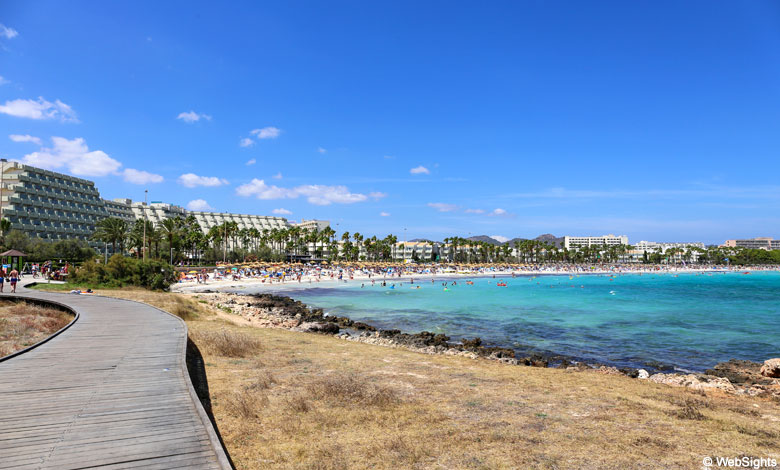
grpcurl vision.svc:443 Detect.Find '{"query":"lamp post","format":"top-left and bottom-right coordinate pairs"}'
top-left (0, 158), bottom-right (7, 223)
top-left (142, 190), bottom-right (148, 261)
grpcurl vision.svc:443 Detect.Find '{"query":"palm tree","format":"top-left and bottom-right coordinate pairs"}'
top-left (92, 217), bottom-right (129, 255)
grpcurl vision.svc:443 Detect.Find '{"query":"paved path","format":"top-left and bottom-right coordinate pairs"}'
top-left (0, 282), bottom-right (232, 469)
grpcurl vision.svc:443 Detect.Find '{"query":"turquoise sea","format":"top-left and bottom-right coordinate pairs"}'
top-left (238, 271), bottom-right (780, 372)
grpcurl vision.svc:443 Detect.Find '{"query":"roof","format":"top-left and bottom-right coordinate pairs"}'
top-left (0, 249), bottom-right (27, 257)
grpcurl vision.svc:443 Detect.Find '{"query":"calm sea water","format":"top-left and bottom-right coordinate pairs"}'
top-left (236, 271), bottom-right (780, 372)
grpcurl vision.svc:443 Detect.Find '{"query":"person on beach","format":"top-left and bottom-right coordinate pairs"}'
top-left (0, 268), bottom-right (5, 293)
top-left (9, 269), bottom-right (19, 293)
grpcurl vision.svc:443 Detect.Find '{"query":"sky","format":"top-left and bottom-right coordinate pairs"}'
top-left (2, 1), bottom-right (780, 244)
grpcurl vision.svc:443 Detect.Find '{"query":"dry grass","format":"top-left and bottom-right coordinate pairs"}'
top-left (223, 390), bottom-right (269, 419)
top-left (305, 372), bottom-right (400, 407)
top-left (0, 301), bottom-right (72, 357)
top-left (189, 329), bottom-right (262, 358)
top-left (34, 286), bottom-right (780, 470)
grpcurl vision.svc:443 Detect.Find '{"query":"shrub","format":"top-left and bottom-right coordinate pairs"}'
top-left (69, 255), bottom-right (178, 290)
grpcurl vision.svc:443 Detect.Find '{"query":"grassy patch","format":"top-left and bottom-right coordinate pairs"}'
top-left (0, 301), bottom-right (73, 357)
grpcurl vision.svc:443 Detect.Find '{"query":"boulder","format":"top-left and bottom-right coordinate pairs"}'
top-left (705, 359), bottom-right (767, 385)
top-left (637, 369), bottom-right (650, 379)
top-left (760, 358), bottom-right (780, 378)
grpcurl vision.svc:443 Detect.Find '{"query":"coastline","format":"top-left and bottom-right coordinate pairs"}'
top-left (186, 288), bottom-right (780, 400)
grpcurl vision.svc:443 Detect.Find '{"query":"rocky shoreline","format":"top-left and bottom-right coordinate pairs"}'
top-left (192, 291), bottom-right (780, 400)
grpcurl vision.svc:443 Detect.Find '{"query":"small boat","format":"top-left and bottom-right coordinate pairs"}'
top-left (496, 283), bottom-right (507, 287)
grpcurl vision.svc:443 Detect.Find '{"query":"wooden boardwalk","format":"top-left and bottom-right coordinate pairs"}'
top-left (0, 284), bottom-right (232, 469)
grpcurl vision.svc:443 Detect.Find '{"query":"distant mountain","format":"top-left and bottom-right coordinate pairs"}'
top-left (504, 234), bottom-right (564, 248)
top-left (409, 234), bottom-right (564, 247)
top-left (534, 234), bottom-right (564, 247)
top-left (466, 235), bottom-right (504, 245)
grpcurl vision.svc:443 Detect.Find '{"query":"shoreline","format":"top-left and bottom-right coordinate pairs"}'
top-left (187, 289), bottom-right (780, 399)
top-left (172, 266), bottom-right (772, 294)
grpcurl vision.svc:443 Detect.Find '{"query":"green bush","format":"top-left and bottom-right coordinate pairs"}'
top-left (69, 255), bottom-right (178, 290)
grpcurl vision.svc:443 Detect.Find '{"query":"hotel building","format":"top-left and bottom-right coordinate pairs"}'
top-left (722, 238), bottom-right (780, 250)
top-left (0, 161), bottom-right (327, 250)
top-left (0, 161), bottom-right (112, 243)
top-left (563, 234), bottom-right (629, 250)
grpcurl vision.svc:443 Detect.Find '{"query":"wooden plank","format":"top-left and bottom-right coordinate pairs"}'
top-left (0, 282), bottom-right (233, 469)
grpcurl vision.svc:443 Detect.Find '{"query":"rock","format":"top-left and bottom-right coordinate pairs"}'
top-left (296, 322), bottom-right (339, 334)
top-left (648, 373), bottom-right (736, 393)
top-left (643, 360), bottom-right (675, 372)
top-left (705, 359), bottom-right (768, 385)
top-left (637, 369), bottom-right (650, 379)
top-left (518, 355), bottom-right (548, 368)
top-left (596, 366), bottom-right (623, 376)
top-left (620, 368), bottom-right (640, 378)
top-left (760, 358), bottom-right (780, 378)
top-left (461, 337), bottom-right (482, 349)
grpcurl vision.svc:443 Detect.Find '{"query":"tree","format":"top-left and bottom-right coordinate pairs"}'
top-left (92, 217), bottom-right (129, 254)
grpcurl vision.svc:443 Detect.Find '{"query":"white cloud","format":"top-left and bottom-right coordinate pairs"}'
top-left (0, 97), bottom-right (78, 122)
top-left (427, 202), bottom-right (458, 212)
top-left (0, 24), bottom-right (18, 39)
top-left (273, 172), bottom-right (282, 180)
top-left (272, 208), bottom-right (292, 215)
top-left (410, 165), bottom-right (430, 175)
top-left (123, 168), bottom-right (163, 184)
top-left (187, 199), bottom-right (214, 211)
top-left (9, 134), bottom-right (42, 145)
top-left (380, 211), bottom-right (390, 217)
top-left (178, 173), bottom-right (229, 188)
top-left (369, 191), bottom-right (387, 200)
top-left (239, 138), bottom-right (254, 148)
top-left (0, 76), bottom-right (9, 86)
top-left (236, 179), bottom-right (374, 205)
top-left (246, 158), bottom-right (256, 165)
top-left (22, 137), bottom-right (120, 177)
top-left (489, 208), bottom-right (509, 217)
top-left (464, 208), bottom-right (485, 214)
top-left (176, 111), bottom-right (212, 123)
top-left (383, 155), bottom-right (395, 159)
top-left (317, 147), bottom-right (327, 154)
top-left (250, 126), bottom-right (281, 139)
top-left (491, 235), bottom-right (510, 243)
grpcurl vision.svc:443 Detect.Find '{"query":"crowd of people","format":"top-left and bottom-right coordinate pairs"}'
top-left (174, 261), bottom-right (779, 288)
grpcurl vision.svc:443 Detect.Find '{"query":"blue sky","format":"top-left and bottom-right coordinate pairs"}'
top-left (2, 1), bottom-right (780, 244)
